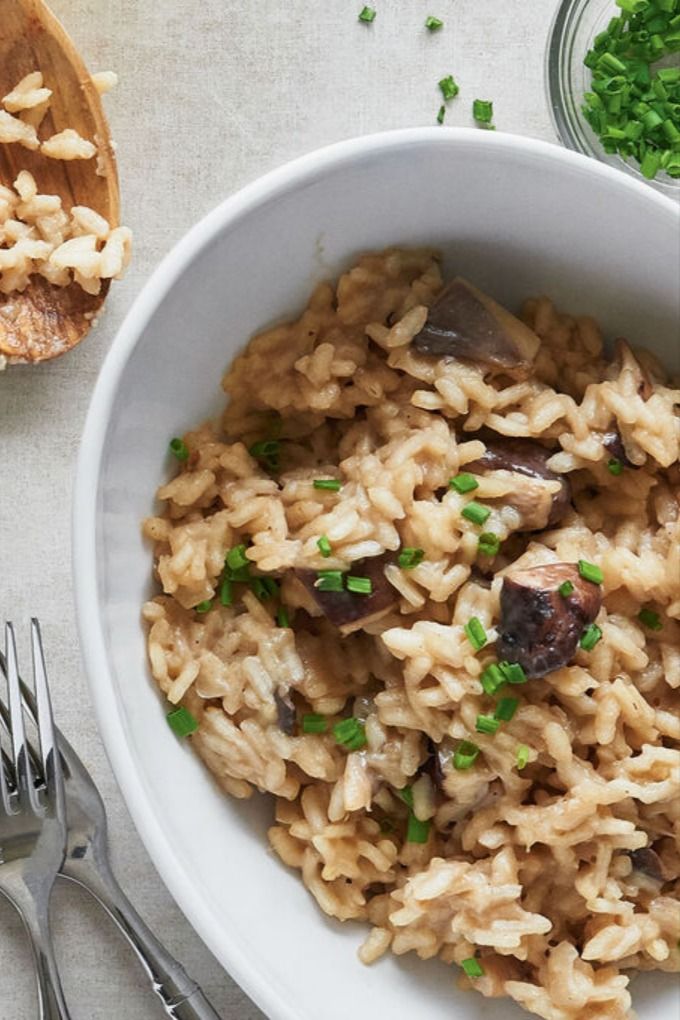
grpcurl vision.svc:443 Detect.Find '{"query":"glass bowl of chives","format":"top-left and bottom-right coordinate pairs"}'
top-left (547, 0), bottom-right (680, 196)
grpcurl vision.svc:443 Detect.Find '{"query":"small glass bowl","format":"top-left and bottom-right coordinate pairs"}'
top-left (546, 0), bottom-right (680, 198)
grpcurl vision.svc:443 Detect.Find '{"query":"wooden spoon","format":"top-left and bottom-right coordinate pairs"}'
top-left (0, 0), bottom-right (120, 363)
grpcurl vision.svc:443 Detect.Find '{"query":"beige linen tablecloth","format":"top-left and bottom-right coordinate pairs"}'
top-left (0, 1), bottom-right (560, 1015)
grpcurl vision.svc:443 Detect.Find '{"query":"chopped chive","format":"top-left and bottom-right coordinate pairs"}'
top-left (638, 607), bottom-right (662, 630)
top-left (452, 740), bottom-right (480, 770)
top-left (333, 717), bottom-right (367, 751)
top-left (462, 501), bottom-right (491, 526)
top-left (226, 544), bottom-right (249, 571)
top-left (478, 532), bottom-right (501, 557)
top-left (439, 75), bottom-right (460, 101)
top-left (302, 713), bottom-right (328, 734)
top-left (578, 559), bottom-right (604, 585)
top-left (398, 547), bottom-right (425, 570)
top-left (219, 578), bottom-right (233, 606)
top-left (449, 473), bottom-right (479, 494)
top-left (472, 99), bottom-right (494, 125)
top-left (495, 697), bottom-right (519, 722)
top-left (607, 457), bottom-right (624, 476)
top-left (461, 957), bottom-right (485, 978)
top-left (516, 744), bottom-right (530, 770)
top-left (425, 15), bottom-right (444, 31)
top-left (358, 5), bottom-right (376, 22)
top-left (313, 478), bottom-right (342, 491)
top-left (249, 439), bottom-right (280, 471)
top-left (498, 661), bottom-right (527, 685)
top-left (315, 569), bottom-right (344, 592)
top-left (346, 575), bottom-right (372, 595)
top-left (407, 812), bottom-right (431, 843)
top-left (464, 617), bottom-right (488, 652)
top-left (276, 606), bottom-right (290, 628)
top-left (558, 580), bottom-right (575, 598)
top-left (169, 437), bottom-right (189, 461)
top-left (317, 535), bottom-right (332, 558)
top-left (481, 663), bottom-right (506, 695)
top-left (580, 623), bottom-right (603, 651)
top-left (437, 104), bottom-right (446, 125)
top-left (166, 706), bottom-right (199, 737)
top-left (195, 600), bottom-right (213, 614)
top-left (475, 714), bottom-right (500, 735)
top-left (398, 785), bottom-right (414, 808)
top-left (252, 576), bottom-right (278, 600)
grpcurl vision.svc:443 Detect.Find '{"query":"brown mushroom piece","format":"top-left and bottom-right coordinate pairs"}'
top-left (602, 429), bottom-right (639, 469)
top-left (274, 690), bottom-right (296, 735)
top-left (467, 436), bottom-right (572, 530)
top-left (628, 848), bottom-right (667, 883)
top-left (412, 277), bottom-right (540, 377)
top-left (296, 554), bottom-right (398, 636)
top-left (497, 563), bottom-right (602, 678)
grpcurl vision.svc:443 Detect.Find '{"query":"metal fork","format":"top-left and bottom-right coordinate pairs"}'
top-left (0, 620), bottom-right (70, 1019)
top-left (0, 639), bottom-right (222, 1019)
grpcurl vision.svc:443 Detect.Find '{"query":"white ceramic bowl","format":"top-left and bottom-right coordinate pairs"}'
top-left (74, 128), bottom-right (680, 1020)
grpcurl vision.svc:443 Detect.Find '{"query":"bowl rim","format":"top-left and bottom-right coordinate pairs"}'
top-left (73, 126), bottom-right (680, 1020)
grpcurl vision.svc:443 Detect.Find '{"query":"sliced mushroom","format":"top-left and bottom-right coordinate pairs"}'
top-left (497, 563), bottom-right (602, 678)
top-left (467, 436), bottom-right (571, 529)
top-left (296, 554), bottom-right (398, 636)
top-left (274, 690), bottom-right (296, 735)
top-left (602, 429), bottom-right (639, 469)
top-left (412, 277), bottom-right (540, 377)
top-left (628, 848), bottom-right (667, 883)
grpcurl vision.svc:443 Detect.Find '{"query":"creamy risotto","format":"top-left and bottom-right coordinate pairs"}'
top-left (143, 248), bottom-right (680, 1020)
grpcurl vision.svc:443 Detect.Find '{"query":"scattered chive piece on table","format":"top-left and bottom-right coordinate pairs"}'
top-left (578, 559), bottom-right (603, 585)
top-left (407, 812), bottom-right (431, 843)
top-left (439, 75), bottom-right (460, 101)
top-left (346, 575), bottom-right (373, 595)
top-left (516, 744), bottom-right (530, 770)
top-left (607, 457), bottom-right (624, 476)
top-left (437, 104), bottom-right (446, 125)
top-left (358, 5), bottom-right (376, 22)
top-left (481, 663), bottom-right (506, 695)
top-left (219, 578), bottom-right (233, 606)
top-left (169, 437), bottom-right (189, 461)
top-left (316, 569), bottom-right (344, 592)
top-left (499, 661), bottom-right (528, 685)
top-left (195, 600), bottom-right (212, 614)
top-left (638, 607), bottom-right (662, 630)
top-left (476, 714), bottom-right (501, 735)
top-left (461, 958), bottom-right (485, 978)
top-left (302, 713), bottom-right (328, 734)
top-left (558, 580), bottom-right (575, 598)
top-left (462, 501), bottom-right (491, 526)
top-left (580, 623), bottom-right (603, 651)
top-left (276, 606), bottom-right (290, 628)
top-left (464, 616), bottom-right (488, 651)
top-left (449, 472), bottom-right (478, 494)
top-left (398, 785), bottom-right (415, 808)
top-left (226, 544), bottom-right (249, 571)
top-left (472, 99), bottom-right (494, 126)
top-left (425, 15), bottom-right (444, 31)
top-left (495, 697), bottom-right (519, 722)
top-left (333, 717), bottom-right (367, 751)
top-left (398, 547), bottom-right (425, 569)
top-left (313, 478), bottom-right (342, 491)
top-left (317, 535), bottom-right (332, 558)
top-left (478, 532), bottom-right (501, 557)
top-left (453, 740), bottom-right (480, 770)
top-left (166, 706), bottom-right (198, 738)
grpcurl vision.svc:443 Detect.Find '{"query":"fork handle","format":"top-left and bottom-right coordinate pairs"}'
top-left (18, 898), bottom-right (72, 1020)
top-left (61, 863), bottom-right (222, 1019)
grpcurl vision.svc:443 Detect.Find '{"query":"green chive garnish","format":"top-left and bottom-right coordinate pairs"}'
top-left (495, 697), bottom-right (519, 722)
top-left (313, 479), bottom-right (342, 491)
top-left (638, 607), bottom-right (662, 630)
top-left (481, 663), bottom-right (506, 695)
top-left (425, 15), bottom-right (444, 31)
top-left (317, 535), bottom-right (332, 558)
top-left (464, 617), bottom-right (487, 652)
top-left (461, 958), bottom-right (485, 978)
top-left (251, 576), bottom-right (278, 601)
top-left (358, 5), bottom-right (376, 22)
top-left (398, 785), bottom-right (414, 808)
top-left (580, 623), bottom-right (603, 651)
top-left (453, 740), bottom-right (480, 770)
top-left (166, 706), bottom-right (199, 737)
top-left (516, 744), bottom-right (530, 770)
top-left (472, 99), bottom-right (494, 125)
top-left (302, 713), bottom-right (328, 734)
top-left (607, 457), bottom-right (623, 476)
top-left (439, 75), bottom-right (460, 101)
top-left (578, 560), bottom-right (603, 585)
top-left (249, 439), bottom-right (280, 471)
top-left (437, 104), bottom-right (446, 125)
top-left (195, 600), bottom-right (212, 614)
top-left (219, 578), bottom-right (233, 606)
top-left (449, 473), bottom-right (478, 494)
top-left (169, 437), bottom-right (189, 461)
top-left (478, 532), bottom-right (501, 557)
top-left (499, 661), bottom-right (527, 685)
top-left (333, 717), bottom-right (367, 751)
top-left (346, 576), bottom-right (372, 595)
top-left (226, 544), bottom-right (249, 571)
top-left (462, 501), bottom-right (491, 526)
top-left (276, 606), bottom-right (290, 628)
top-left (407, 812), bottom-right (431, 843)
top-left (558, 580), bottom-right (574, 598)
top-left (475, 714), bottom-right (500, 735)
top-left (315, 570), bottom-right (344, 592)
top-left (398, 547), bottom-right (425, 570)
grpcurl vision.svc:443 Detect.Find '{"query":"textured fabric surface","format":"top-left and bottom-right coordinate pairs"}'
top-left (0, 2), bottom-right (560, 1016)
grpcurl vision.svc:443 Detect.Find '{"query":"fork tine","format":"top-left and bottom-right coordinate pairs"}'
top-left (4, 621), bottom-right (38, 811)
top-left (0, 650), bottom-right (48, 781)
top-left (30, 619), bottom-right (65, 819)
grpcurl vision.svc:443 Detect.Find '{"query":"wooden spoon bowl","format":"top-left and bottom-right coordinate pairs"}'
top-left (0, 0), bottom-right (120, 363)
